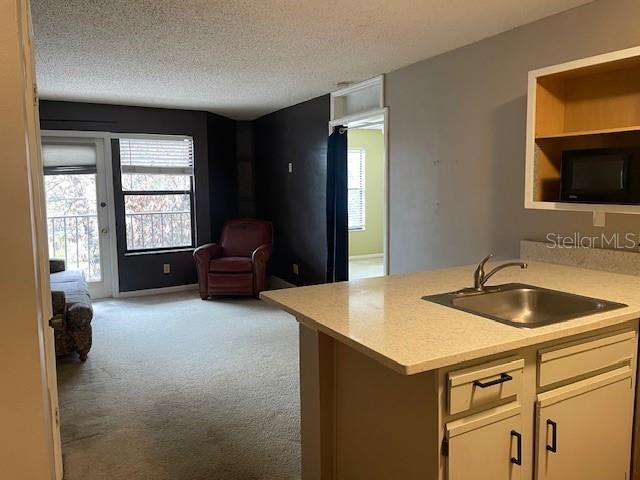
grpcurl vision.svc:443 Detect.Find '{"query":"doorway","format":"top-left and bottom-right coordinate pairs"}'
top-left (346, 115), bottom-right (385, 279)
top-left (41, 134), bottom-right (115, 298)
top-left (326, 108), bottom-right (389, 282)
top-left (327, 77), bottom-right (388, 282)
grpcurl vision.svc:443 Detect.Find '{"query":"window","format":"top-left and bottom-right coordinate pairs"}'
top-left (118, 137), bottom-right (195, 252)
top-left (348, 148), bottom-right (366, 230)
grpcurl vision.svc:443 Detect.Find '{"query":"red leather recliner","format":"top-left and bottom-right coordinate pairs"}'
top-left (194, 219), bottom-right (273, 298)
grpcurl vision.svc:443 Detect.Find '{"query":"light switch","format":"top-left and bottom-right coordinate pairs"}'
top-left (292, 263), bottom-right (299, 275)
top-left (163, 263), bottom-right (171, 274)
top-left (288, 163), bottom-right (293, 173)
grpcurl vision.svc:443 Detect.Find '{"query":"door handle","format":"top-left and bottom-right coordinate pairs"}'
top-left (546, 419), bottom-right (557, 453)
top-left (101, 228), bottom-right (108, 234)
top-left (510, 430), bottom-right (522, 466)
top-left (48, 314), bottom-right (64, 330)
top-left (473, 372), bottom-right (513, 388)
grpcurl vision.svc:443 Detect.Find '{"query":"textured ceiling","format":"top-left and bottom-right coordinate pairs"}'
top-left (31, 0), bottom-right (592, 120)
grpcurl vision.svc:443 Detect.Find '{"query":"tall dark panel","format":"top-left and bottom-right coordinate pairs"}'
top-left (325, 127), bottom-right (348, 282)
top-left (207, 112), bottom-right (238, 241)
top-left (253, 95), bottom-right (330, 286)
top-left (236, 121), bottom-right (256, 218)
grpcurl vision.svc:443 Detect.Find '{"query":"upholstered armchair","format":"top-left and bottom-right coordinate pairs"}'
top-left (49, 259), bottom-right (93, 361)
top-left (194, 219), bottom-right (273, 298)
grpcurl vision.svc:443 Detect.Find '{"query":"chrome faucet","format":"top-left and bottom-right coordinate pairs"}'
top-left (473, 253), bottom-right (527, 291)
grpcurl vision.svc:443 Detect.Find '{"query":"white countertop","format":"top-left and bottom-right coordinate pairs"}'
top-left (261, 261), bottom-right (640, 375)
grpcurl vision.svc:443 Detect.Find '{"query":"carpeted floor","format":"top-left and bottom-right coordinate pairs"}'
top-left (56, 291), bottom-right (301, 480)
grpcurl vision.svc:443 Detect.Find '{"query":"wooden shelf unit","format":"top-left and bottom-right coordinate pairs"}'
top-left (525, 46), bottom-right (640, 215)
top-left (535, 125), bottom-right (640, 140)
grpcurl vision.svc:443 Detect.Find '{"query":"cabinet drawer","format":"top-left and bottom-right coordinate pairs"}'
top-left (448, 358), bottom-right (524, 415)
top-left (538, 329), bottom-right (635, 388)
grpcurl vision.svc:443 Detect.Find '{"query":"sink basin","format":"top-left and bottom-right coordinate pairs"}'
top-left (423, 283), bottom-right (627, 328)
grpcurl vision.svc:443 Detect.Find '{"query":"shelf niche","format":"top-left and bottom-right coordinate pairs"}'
top-left (526, 47), bottom-right (640, 214)
top-left (533, 130), bottom-right (640, 203)
top-left (535, 57), bottom-right (640, 138)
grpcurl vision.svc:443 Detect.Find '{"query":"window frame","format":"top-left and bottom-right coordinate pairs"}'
top-left (347, 147), bottom-right (366, 231)
top-left (116, 135), bottom-right (197, 254)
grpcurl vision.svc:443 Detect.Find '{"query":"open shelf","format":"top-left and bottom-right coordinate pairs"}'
top-left (535, 53), bottom-right (640, 139)
top-left (535, 125), bottom-right (640, 140)
top-left (532, 129), bottom-right (640, 204)
top-left (525, 46), bottom-right (640, 216)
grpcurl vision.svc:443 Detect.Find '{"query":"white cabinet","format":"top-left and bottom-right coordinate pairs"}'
top-left (441, 327), bottom-right (637, 480)
top-left (447, 404), bottom-right (523, 480)
top-left (535, 367), bottom-right (633, 480)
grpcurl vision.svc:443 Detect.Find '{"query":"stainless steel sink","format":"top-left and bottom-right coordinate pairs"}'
top-left (423, 283), bottom-right (627, 328)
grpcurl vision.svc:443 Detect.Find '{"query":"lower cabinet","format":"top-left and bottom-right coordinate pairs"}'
top-left (535, 366), bottom-right (633, 480)
top-left (446, 404), bottom-right (523, 480)
top-left (443, 327), bottom-right (637, 480)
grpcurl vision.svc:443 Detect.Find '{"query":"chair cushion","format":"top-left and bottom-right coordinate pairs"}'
top-left (51, 269), bottom-right (86, 285)
top-left (209, 257), bottom-right (253, 273)
top-left (50, 269), bottom-right (93, 329)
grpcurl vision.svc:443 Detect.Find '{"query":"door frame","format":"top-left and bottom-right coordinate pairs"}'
top-left (329, 107), bottom-right (390, 276)
top-left (6, 0), bottom-right (62, 477)
top-left (41, 130), bottom-right (119, 298)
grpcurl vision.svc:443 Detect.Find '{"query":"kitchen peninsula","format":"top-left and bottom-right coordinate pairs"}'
top-left (261, 261), bottom-right (640, 480)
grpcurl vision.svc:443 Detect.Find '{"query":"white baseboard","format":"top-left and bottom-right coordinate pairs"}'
top-left (116, 283), bottom-right (199, 298)
top-left (116, 277), bottom-right (296, 298)
top-left (349, 253), bottom-right (384, 260)
top-left (269, 276), bottom-right (296, 289)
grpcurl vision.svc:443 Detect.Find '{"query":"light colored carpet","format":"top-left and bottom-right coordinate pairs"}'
top-left (56, 291), bottom-right (301, 480)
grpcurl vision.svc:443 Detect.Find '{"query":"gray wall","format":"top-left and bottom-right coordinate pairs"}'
top-left (386, 0), bottom-right (640, 274)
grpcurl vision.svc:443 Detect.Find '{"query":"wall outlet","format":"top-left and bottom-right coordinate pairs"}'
top-left (292, 263), bottom-right (299, 275)
top-left (163, 263), bottom-right (171, 274)
top-left (288, 162), bottom-right (293, 173)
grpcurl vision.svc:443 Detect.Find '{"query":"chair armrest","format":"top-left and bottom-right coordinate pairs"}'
top-left (194, 243), bottom-right (223, 263)
top-left (252, 243), bottom-right (272, 264)
top-left (51, 290), bottom-right (66, 316)
top-left (193, 243), bottom-right (223, 300)
top-left (252, 244), bottom-right (272, 296)
top-left (49, 259), bottom-right (66, 273)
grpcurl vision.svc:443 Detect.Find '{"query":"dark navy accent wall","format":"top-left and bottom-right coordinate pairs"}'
top-left (39, 101), bottom-right (237, 292)
top-left (253, 95), bottom-right (330, 286)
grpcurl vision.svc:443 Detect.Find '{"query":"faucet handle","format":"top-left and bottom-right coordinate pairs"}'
top-left (478, 253), bottom-right (494, 270)
top-left (473, 253), bottom-right (494, 290)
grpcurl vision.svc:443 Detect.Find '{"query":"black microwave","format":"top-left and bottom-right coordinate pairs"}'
top-left (560, 148), bottom-right (640, 204)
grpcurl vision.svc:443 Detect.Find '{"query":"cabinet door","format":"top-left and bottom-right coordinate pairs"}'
top-left (536, 367), bottom-right (633, 480)
top-left (447, 404), bottom-right (523, 480)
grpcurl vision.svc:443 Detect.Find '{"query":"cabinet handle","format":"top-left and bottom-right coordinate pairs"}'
top-left (546, 419), bottom-right (557, 453)
top-left (473, 372), bottom-right (513, 388)
top-left (510, 430), bottom-right (522, 466)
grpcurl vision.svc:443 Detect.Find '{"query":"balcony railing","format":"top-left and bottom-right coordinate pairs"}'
top-left (125, 211), bottom-right (192, 251)
top-left (47, 214), bottom-right (101, 281)
top-left (47, 211), bottom-right (192, 281)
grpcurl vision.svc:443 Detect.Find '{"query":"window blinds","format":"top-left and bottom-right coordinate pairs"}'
top-left (42, 143), bottom-right (98, 175)
top-left (119, 138), bottom-right (194, 175)
top-left (347, 148), bottom-right (365, 230)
